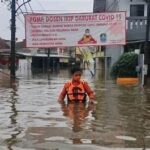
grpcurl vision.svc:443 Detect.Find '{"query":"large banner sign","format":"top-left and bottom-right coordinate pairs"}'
top-left (25, 12), bottom-right (126, 48)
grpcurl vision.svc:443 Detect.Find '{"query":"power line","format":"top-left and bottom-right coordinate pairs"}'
top-left (22, 0), bottom-right (34, 14)
top-left (1, 0), bottom-right (29, 13)
top-left (16, 0), bottom-right (31, 13)
top-left (36, 0), bottom-right (45, 11)
top-left (106, 0), bottom-right (120, 11)
top-left (17, 0), bottom-right (29, 14)
top-left (28, 2), bottom-right (33, 13)
top-left (1, 0), bottom-right (11, 10)
top-left (22, 9), bottom-right (93, 12)
top-left (16, 2), bottom-right (24, 16)
top-left (1, 1), bottom-right (24, 34)
top-left (16, 14), bottom-right (24, 26)
top-left (23, 0), bottom-right (28, 13)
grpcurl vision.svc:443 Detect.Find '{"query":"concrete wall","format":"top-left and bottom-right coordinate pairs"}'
top-left (95, 0), bottom-right (147, 16)
top-left (104, 45), bottom-right (124, 79)
top-left (118, 0), bottom-right (147, 17)
top-left (93, 0), bottom-right (106, 12)
top-left (105, 45), bottom-right (124, 66)
top-left (106, 0), bottom-right (119, 11)
top-left (106, 0), bottom-right (147, 16)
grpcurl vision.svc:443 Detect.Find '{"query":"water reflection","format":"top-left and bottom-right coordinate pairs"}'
top-left (4, 80), bottom-right (21, 150)
top-left (60, 101), bottom-right (94, 133)
top-left (117, 86), bottom-right (146, 148)
top-left (92, 77), bottom-right (150, 148)
top-left (0, 73), bottom-right (11, 88)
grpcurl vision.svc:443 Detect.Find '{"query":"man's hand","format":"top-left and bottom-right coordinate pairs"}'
top-left (58, 98), bottom-right (64, 104)
top-left (89, 99), bottom-right (97, 104)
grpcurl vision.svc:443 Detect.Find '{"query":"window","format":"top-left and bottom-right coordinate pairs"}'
top-left (130, 5), bottom-right (144, 16)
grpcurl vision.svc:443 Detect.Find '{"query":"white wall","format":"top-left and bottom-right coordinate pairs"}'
top-left (118, 0), bottom-right (147, 17)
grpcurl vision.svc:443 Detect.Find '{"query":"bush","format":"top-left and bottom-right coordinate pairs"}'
top-left (111, 52), bottom-right (138, 78)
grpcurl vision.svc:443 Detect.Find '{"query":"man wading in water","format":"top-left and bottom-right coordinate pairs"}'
top-left (58, 67), bottom-right (95, 103)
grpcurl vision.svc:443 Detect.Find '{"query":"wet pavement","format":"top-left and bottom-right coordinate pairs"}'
top-left (0, 60), bottom-right (150, 150)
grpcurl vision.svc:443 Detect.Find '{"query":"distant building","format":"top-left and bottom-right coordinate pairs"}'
top-left (16, 39), bottom-right (72, 69)
top-left (105, 0), bottom-right (147, 17)
top-left (0, 38), bottom-right (19, 69)
top-left (0, 38), bottom-right (10, 49)
top-left (94, 0), bottom-right (148, 42)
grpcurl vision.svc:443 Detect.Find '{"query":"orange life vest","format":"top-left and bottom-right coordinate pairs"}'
top-left (67, 81), bottom-right (86, 101)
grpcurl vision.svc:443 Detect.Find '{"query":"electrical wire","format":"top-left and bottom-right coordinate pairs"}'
top-left (16, 1), bottom-right (24, 16)
top-left (28, 2), bottom-right (33, 13)
top-left (16, 0), bottom-right (31, 13)
top-left (36, 0), bottom-right (45, 11)
top-left (23, 0), bottom-right (28, 13)
top-left (23, 9), bottom-right (93, 12)
top-left (16, 14), bottom-right (24, 26)
top-left (1, 0), bottom-right (11, 10)
top-left (106, 0), bottom-right (120, 11)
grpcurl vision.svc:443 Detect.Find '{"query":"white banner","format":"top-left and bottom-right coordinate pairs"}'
top-left (25, 12), bottom-right (126, 48)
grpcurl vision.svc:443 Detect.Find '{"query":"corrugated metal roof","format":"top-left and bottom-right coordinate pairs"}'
top-left (17, 52), bottom-right (70, 58)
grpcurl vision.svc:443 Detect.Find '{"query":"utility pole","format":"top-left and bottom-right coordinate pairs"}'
top-left (47, 48), bottom-right (50, 80)
top-left (47, 48), bottom-right (50, 71)
top-left (7, 0), bottom-right (31, 79)
top-left (144, 0), bottom-right (150, 85)
top-left (10, 0), bottom-right (16, 79)
top-left (1, 0), bottom-right (31, 79)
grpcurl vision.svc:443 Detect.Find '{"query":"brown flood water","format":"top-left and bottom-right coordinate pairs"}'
top-left (0, 60), bottom-right (150, 150)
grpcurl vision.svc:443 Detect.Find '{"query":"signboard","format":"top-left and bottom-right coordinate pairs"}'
top-left (25, 12), bottom-right (126, 48)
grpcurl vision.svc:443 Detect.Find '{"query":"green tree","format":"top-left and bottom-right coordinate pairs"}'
top-left (111, 52), bottom-right (138, 78)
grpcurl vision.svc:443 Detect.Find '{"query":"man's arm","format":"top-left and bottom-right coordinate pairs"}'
top-left (58, 83), bottom-right (68, 102)
top-left (83, 81), bottom-right (95, 102)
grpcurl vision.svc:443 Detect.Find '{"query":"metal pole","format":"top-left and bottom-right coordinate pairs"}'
top-left (104, 52), bottom-right (107, 81)
top-left (144, 0), bottom-right (150, 84)
top-left (75, 47), bottom-right (77, 64)
top-left (47, 48), bottom-right (51, 80)
top-left (47, 48), bottom-right (50, 71)
top-left (10, 0), bottom-right (16, 79)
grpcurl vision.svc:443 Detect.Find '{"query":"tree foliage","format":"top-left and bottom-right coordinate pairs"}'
top-left (111, 52), bottom-right (138, 78)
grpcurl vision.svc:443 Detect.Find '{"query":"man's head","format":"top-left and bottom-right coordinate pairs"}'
top-left (71, 67), bottom-right (82, 81)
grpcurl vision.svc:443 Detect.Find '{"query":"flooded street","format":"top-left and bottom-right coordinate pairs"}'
top-left (0, 60), bottom-right (150, 150)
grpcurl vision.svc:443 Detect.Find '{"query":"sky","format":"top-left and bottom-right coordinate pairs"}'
top-left (0, 0), bottom-right (93, 41)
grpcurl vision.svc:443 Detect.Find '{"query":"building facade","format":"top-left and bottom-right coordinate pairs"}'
top-left (93, 0), bottom-right (148, 71)
top-left (94, 0), bottom-right (148, 42)
top-left (93, 0), bottom-right (106, 12)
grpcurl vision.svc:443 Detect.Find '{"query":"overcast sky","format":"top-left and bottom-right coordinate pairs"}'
top-left (0, 0), bottom-right (93, 41)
